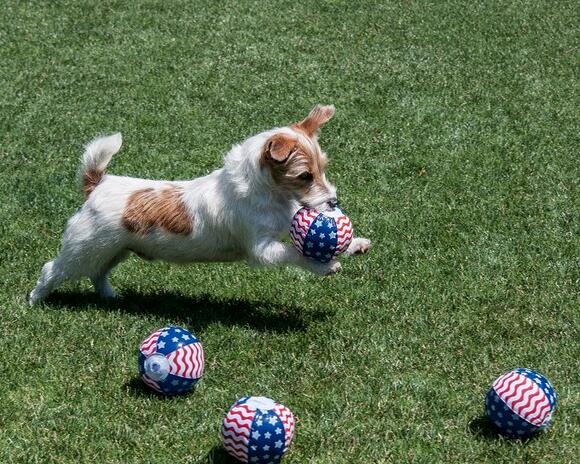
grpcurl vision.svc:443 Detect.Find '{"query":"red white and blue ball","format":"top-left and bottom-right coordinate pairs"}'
top-left (290, 207), bottom-right (353, 263)
top-left (485, 368), bottom-right (556, 438)
top-left (138, 326), bottom-right (204, 395)
top-left (222, 396), bottom-right (295, 463)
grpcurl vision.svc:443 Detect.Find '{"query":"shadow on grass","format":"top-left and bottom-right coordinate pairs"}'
top-left (468, 415), bottom-right (502, 441)
top-left (468, 415), bottom-right (541, 444)
top-left (123, 377), bottom-right (201, 400)
top-left (44, 289), bottom-right (330, 333)
top-left (199, 446), bottom-right (238, 464)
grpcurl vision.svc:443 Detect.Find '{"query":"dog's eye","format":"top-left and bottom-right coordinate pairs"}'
top-left (298, 172), bottom-right (313, 181)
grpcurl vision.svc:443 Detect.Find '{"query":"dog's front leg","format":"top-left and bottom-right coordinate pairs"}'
top-left (249, 239), bottom-right (341, 276)
top-left (343, 237), bottom-right (372, 256)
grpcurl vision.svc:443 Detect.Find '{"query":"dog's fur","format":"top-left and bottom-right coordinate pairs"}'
top-left (29, 105), bottom-right (370, 305)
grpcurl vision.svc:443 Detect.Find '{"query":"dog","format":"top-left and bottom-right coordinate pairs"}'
top-left (29, 105), bottom-right (371, 305)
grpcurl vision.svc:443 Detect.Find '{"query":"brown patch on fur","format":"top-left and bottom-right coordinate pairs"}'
top-left (261, 105), bottom-right (336, 204)
top-left (261, 133), bottom-right (298, 165)
top-left (122, 186), bottom-right (193, 236)
top-left (261, 133), bottom-right (329, 200)
top-left (83, 169), bottom-right (103, 198)
top-left (292, 104), bottom-right (335, 137)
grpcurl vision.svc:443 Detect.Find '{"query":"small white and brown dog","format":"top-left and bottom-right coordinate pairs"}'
top-left (29, 105), bottom-right (371, 305)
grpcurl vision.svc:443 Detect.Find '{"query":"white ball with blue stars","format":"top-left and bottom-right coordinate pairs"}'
top-left (138, 326), bottom-right (204, 395)
top-left (290, 207), bottom-right (353, 263)
top-left (222, 396), bottom-right (295, 463)
top-left (486, 368), bottom-right (557, 438)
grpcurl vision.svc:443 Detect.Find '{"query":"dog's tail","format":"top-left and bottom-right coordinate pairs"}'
top-left (80, 133), bottom-right (122, 198)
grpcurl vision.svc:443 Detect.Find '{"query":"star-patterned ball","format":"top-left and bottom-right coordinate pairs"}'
top-left (138, 326), bottom-right (204, 395)
top-left (222, 396), bottom-right (295, 463)
top-left (485, 368), bottom-right (557, 438)
top-left (289, 207), bottom-right (353, 263)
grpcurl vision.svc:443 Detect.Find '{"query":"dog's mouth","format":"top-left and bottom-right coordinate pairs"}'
top-left (300, 198), bottom-right (338, 212)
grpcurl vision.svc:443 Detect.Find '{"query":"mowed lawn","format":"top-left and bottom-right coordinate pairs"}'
top-left (0, 1), bottom-right (578, 462)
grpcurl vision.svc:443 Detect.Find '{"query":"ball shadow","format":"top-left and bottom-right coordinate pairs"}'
top-left (44, 289), bottom-right (331, 333)
top-left (123, 377), bottom-right (197, 400)
top-left (468, 415), bottom-right (503, 441)
top-left (468, 415), bottom-right (542, 444)
top-left (199, 446), bottom-right (238, 464)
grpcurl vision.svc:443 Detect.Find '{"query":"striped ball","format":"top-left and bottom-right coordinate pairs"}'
top-left (485, 368), bottom-right (556, 438)
top-left (138, 326), bottom-right (204, 395)
top-left (222, 396), bottom-right (295, 463)
top-left (289, 207), bottom-right (353, 263)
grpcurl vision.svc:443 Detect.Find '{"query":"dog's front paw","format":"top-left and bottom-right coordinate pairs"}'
top-left (344, 237), bottom-right (371, 256)
top-left (314, 260), bottom-right (341, 276)
top-left (326, 260), bottom-right (342, 275)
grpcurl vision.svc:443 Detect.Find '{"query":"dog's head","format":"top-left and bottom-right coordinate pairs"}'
top-left (261, 104), bottom-right (338, 211)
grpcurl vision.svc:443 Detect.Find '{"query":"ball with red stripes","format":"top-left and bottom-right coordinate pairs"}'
top-left (138, 326), bottom-right (204, 395)
top-left (486, 368), bottom-right (557, 438)
top-left (290, 207), bottom-right (353, 263)
top-left (221, 396), bottom-right (295, 463)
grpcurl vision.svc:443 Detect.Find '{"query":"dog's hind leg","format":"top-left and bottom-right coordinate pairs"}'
top-left (29, 244), bottom-right (127, 305)
top-left (28, 248), bottom-right (84, 305)
top-left (29, 259), bottom-right (64, 305)
top-left (29, 208), bottom-right (127, 304)
top-left (90, 249), bottom-right (130, 299)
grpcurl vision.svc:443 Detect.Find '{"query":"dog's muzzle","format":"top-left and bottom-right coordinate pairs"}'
top-left (327, 198), bottom-right (338, 208)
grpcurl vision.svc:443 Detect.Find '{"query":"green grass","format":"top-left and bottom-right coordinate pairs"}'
top-left (1, 0), bottom-right (578, 462)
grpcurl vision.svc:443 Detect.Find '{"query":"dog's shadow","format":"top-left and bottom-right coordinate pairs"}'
top-left (45, 289), bottom-right (329, 334)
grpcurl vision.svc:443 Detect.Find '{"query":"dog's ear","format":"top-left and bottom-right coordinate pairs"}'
top-left (264, 133), bottom-right (297, 163)
top-left (294, 104), bottom-right (335, 137)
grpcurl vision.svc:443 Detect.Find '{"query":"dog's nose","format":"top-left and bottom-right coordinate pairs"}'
top-left (327, 198), bottom-right (338, 208)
